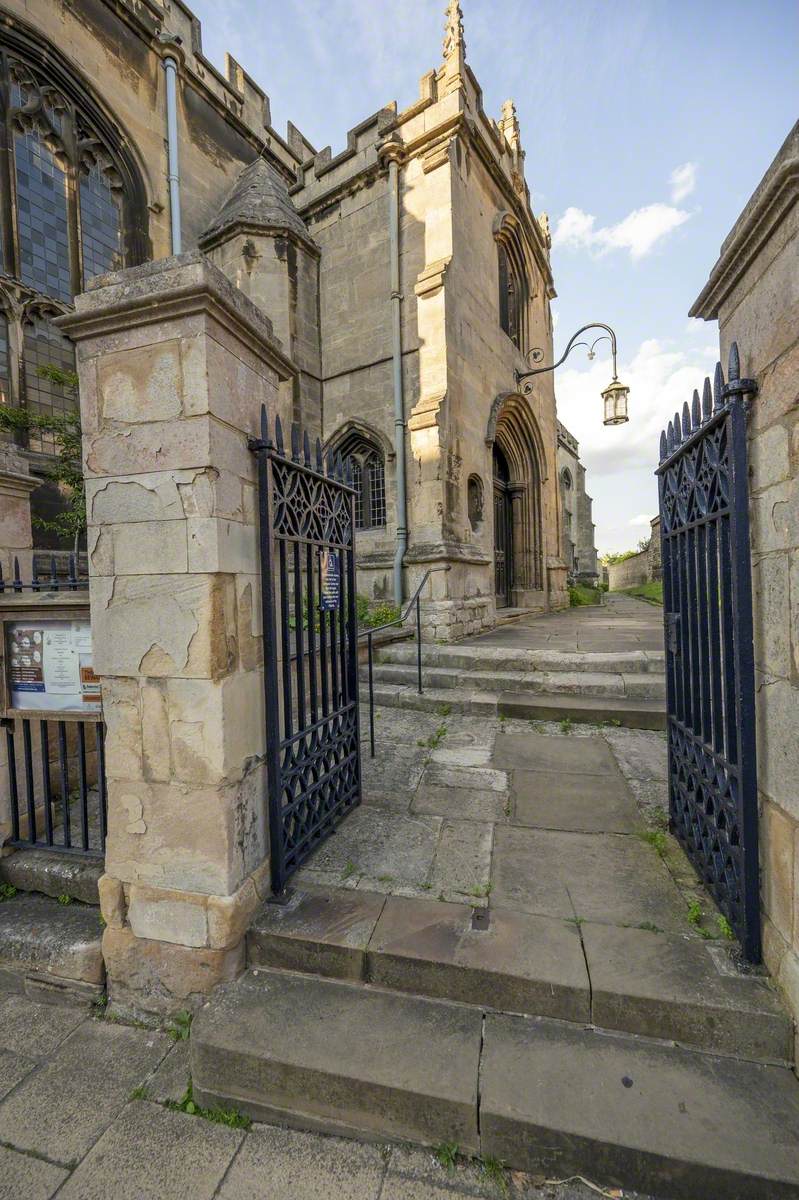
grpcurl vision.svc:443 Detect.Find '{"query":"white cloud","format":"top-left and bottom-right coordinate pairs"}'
top-left (555, 338), bottom-right (718, 552)
top-left (555, 337), bottom-right (718, 479)
top-left (552, 202), bottom-right (690, 261)
top-left (670, 161), bottom-right (697, 203)
top-left (628, 513), bottom-right (655, 526)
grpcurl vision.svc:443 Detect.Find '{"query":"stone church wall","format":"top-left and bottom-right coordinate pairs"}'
top-left (691, 121), bottom-right (799, 1056)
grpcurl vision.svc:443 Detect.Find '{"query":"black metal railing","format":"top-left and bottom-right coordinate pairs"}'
top-left (3, 716), bottom-right (107, 856)
top-left (359, 565), bottom-right (451, 757)
top-left (0, 554), bottom-right (83, 593)
top-left (0, 559), bottom-right (105, 857)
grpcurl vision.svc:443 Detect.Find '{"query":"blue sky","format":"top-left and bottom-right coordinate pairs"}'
top-left (189, 0), bottom-right (797, 552)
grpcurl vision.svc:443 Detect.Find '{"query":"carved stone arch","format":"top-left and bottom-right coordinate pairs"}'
top-left (325, 420), bottom-right (390, 532)
top-left (0, 11), bottom-right (151, 264)
top-left (493, 209), bottom-right (537, 301)
top-left (487, 391), bottom-right (547, 597)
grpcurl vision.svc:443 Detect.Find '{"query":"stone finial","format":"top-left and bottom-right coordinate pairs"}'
top-left (443, 0), bottom-right (465, 62)
top-left (499, 99), bottom-right (520, 149)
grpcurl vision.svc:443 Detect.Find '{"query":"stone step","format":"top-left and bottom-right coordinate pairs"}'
top-left (0, 848), bottom-right (102, 905)
top-left (192, 966), bottom-right (482, 1152)
top-left (364, 661), bottom-right (666, 701)
top-left (0, 891), bottom-right (105, 1005)
top-left (247, 887), bottom-right (792, 1064)
top-left (360, 684), bottom-right (666, 731)
top-left (376, 641), bottom-right (665, 675)
top-left (191, 966), bottom-right (799, 1200)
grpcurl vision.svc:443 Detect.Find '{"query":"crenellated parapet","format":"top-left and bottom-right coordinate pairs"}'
top-left (110, 0), bottom-right (316, 181)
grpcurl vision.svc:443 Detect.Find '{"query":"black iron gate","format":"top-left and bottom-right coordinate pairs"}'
top-left (250, 407), bottom-right (361, 894)
top-left (657, 342), bottom-right (760, 961)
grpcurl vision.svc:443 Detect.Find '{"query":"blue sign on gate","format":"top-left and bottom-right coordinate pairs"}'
top-left (319, 549), bottom-right (340, 611)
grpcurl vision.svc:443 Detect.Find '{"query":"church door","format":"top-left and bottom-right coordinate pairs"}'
top-left (493, 445), bottom-right (514, 608)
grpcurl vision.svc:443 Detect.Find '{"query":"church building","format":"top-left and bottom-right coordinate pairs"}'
top-left (0, 0), bottom-right (596, 637)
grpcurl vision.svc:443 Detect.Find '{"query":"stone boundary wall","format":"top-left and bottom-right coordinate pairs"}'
top-left (607, 517), bottom-right (662, 591)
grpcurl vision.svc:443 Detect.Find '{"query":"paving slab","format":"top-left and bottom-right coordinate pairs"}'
top-left (297, 808), bottom-right (441, 889)
top-left (0, 992), bottom-right (86, 1057)
top-left (143, 1040), bottom-right (191, 1104)
top-left (422, 762), bottom-right (509, 792)
top-left (0, 1017), bottom-right (170, 1164)
top-left (480, 1013), bottom-right (799, 1199)
top-left (361, 743), bottom-right (426, 808)
top-left (582, 922), bottom-right (792, 1061)
top-left (412, 783), bottom-right (509, 823)
top-left (490, 827), bottom-right (689, 931)
top-left (602, 727), bottom-right (668, 781)
top-left (367, 896), bottom-right (590, 1022)
top-left (247, 887), bottom-right (385, 981)
top-left (191, 967), bottom-right (482, 1152)
top-left (510, 769), bottom-right (642, 834)
top-left (427, 820), bottom-right (493, 905)
top-left (0, 1143), bottom-right (68, 1200)
top-left (216, 1123), bottom-right (385, 1200)
top-left (57, 1100), bottom-right (243, 1200)
top-left (0, 1045), bottom-right (37, 1100)
top-left (491, 733), bottom-right (619, 776)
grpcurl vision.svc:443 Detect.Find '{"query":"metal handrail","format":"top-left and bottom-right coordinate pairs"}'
top-left (358, 565), bottom-right (450, 756)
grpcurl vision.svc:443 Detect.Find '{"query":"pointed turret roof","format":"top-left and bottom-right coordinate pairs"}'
top-left (200, 156), bottom-right (314, 249)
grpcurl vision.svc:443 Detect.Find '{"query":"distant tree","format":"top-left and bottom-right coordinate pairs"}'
top-left (601, 549), bottom-right (638, 565)
top-left (0, 365), bottom-right (84, 556)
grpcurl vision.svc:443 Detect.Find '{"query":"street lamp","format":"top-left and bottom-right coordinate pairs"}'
top-left (514, 322), bottom-right (630, 426)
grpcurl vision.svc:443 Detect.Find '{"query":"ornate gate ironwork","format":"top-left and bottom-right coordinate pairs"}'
top-left (250, 407), bottom-right (361, 894)
top-left (657, 342), bottom-right (760, 961)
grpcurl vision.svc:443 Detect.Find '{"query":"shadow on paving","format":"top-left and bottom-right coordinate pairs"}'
top-left (290, 708), bottom-right (791, 1066)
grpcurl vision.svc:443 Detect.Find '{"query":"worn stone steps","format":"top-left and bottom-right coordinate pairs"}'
top-left (377, 641), bottom-right (665, 675)
top-left (246, 887), bottom-right (791, 1065)
top-left (363, 661), bottom-right (666, 701)
top-left (0, 891), bottom-right (105, 1005)
top-left (360, 683), bottom-right (667, 731)
top-left (191, 966), bottom-right (799, 1200)
top-left (0, 848), bottom-right (102, 905)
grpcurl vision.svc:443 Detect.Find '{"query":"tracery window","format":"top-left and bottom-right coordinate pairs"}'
top-left (336, 432), bottom-right (387, 531)
top-left (495, 216), bottom-right (531, 352)
top-left (0, 36), bottom-right (145, 466)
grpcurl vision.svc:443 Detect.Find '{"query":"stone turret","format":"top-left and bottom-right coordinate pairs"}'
top-left (199, 157), bottom-right (321, 436)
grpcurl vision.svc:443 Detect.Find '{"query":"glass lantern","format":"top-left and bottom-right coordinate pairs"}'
top-left (601, 377), bottom-right (630, 426)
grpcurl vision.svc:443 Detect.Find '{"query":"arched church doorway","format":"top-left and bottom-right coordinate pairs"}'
top-left (493, 443), bottom-right (513, 607)
top-left (488, 393), bottom-right (546, 609)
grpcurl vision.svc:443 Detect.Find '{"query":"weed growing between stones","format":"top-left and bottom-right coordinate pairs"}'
top-left (434, 1141), bottom-right (460, 1171)
top-left (0, 884), bottom-right (17, 901)
top-left (168, 1080), bottom-right (251, 1130)
top-left (168, 1011), bottom-right (193, 1042)
top-left (559, 717), bottom-right (573, 735)
top-left (418, 723), bottom-right (447, 749)
top-left (129, 1085), bottom-right (148, 1101)
top-left (641, 829), bottom-right (667, 857)
top-left (341, 862), bottom-right (357, 881)
top-left (478, 1154), bottom-right (509, 1196)
top-left (717, 914), bottom-right (735, 940)
top-left (57, 894), bottom-right (73, 905)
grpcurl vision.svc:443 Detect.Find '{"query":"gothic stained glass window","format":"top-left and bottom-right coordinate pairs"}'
top-left (14, 125), bottom-right (72, 303)
top-left (22, 315), bottom-right (75, 453)
top-left (335, 432), bottom-right (387, 531)
top-left (79, 153), bottom-right (123, 284)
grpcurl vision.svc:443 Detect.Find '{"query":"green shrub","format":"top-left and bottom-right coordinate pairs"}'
top-left (569, 584), bottom-right (602, 607)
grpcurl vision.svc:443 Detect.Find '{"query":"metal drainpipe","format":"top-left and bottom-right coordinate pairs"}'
top-left (388, 156), bottom-right (407, 606)
top-left (163, 54), bottom-right (182, 255)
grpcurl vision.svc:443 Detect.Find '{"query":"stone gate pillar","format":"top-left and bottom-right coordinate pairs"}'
top-left (58, 253), bottom-right (293, 1018)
